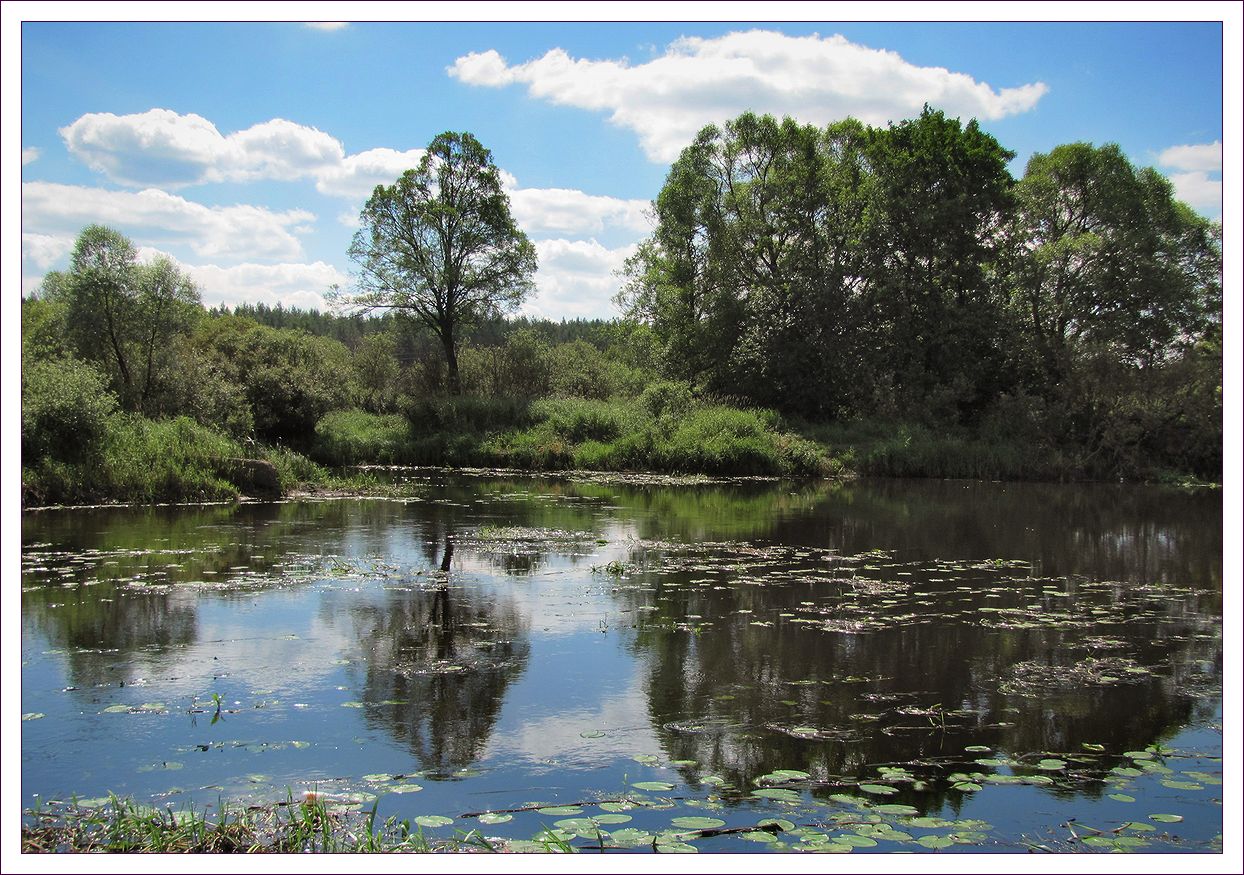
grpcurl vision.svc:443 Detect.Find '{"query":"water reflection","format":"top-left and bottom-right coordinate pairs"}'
top-left (336, 534), bottom-right (531, 775)
top-left (20, 473), bottom-right (1221, 818)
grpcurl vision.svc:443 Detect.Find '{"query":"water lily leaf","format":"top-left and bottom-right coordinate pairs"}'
top-left (1108, 793), bottom-right (1136, 803)
top-left (478, 812), bottom-right (512, 825)
top-left (290, 741), bottom-right (310, 749)
top-left (671, 816), bottom-right (725, 830)
top-left (1081, 835), bottom-right (1115, 848)
top-left (974, 758), bottom-right (1009, 767)
top-left (22, 713), bottom-right (45, 721)
top-left (1036, 758), bottom-right (1066, 771)
top-left (1081, 742), bottom-right (1106, 752)
top-left (1148, 814), bottom-right (1183, 823)
top-left (654, 840), bottom-right (698, 853)
top-left (833, 834), bottom-right (878, 847)
top-left (610, 828), bottom-right (653, 847)
top-left (770, 769), bottom-right (811, 780)
top-left (246, 774), bottom-right (270, 783)
top-left (1123, 750), bottom-right (1153, 760)
top-left (1112, 766), bottom-right (1143, 777)
top-left (952, 781), bottom-right (982, 792)
top-left (340, 701), bottom-right (364, 708)
top-left (917, 835), bottom-right (954, 849)
top-left (631, 782), bottom-right (673, 793)
top-left (362, 773), bottom-right (391, 782)
top-left (598, 801), bottom-right (634, 812)
top-left (904, 817), bottom-right (953, 829)
top-left (1121, 822), bottom-right (1155, 832)
top-left (1160, 780), bottom-right (1203, 790)
top-left (593, 813), bottom-right (632, 825)
top-left (632, 754), bottom-right (660, 764)
top-left (740, 831), bottom-right (779, 843)
top-left (858, 783), bottom-right (898, 795)
top-left (1183, 771), bottom-right (1221, 785)
top-left (102, 705), bottom-right (130, 713)
top-left (752, 788), bottom-right (801, 801)
top-left (537, 805), bottom-right (584, 815)
top-left (874, 804), bottom-right (920, 816)
top-left (964, 745), bottom-right (991, 752)
top-left (757, 818), bottom-right (795, 831)
top-left (388, 783), bottom-right (423, 793)
top-left (414, 815), bottom-right (453, 828)
top-left (579, 730), bottom-right (605, 738)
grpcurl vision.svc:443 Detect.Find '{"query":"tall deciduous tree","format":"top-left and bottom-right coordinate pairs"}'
top-left (338, 132), bottom-right (537, 395)
top-left (46, 225), bottom-right (201, 413)
top-left (1014, 142), bottom-right (1222, 377)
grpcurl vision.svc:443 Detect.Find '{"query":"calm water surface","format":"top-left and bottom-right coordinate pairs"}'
top-left (21, 473), bottom-right (1223, 853)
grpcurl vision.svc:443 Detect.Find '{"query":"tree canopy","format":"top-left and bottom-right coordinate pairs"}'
top-left (337, 131), bottom-right (537, 394)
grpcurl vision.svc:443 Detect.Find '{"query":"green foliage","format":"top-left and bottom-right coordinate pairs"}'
top-left (352, 333), bottom-right (401, 413)
top-left (21, 357), bottom-right (118, 463)
top-left (48, 226), bottom-right (202, 413)
top-left (313, 410), bottom-right (411, 466)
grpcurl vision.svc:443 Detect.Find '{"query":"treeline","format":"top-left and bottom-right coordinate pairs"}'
top-left (21, 107), bottom-right (1223, 503)
top-left (23, 227), bottom-right (829, 504)
top-left (621, 108), bottom-right (1222, 480)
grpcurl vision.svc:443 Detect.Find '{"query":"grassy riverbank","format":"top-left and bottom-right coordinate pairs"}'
top-left (21, 794), bottom-right (538, 854)
top-left (21, 398), bottom-right (1216, 508)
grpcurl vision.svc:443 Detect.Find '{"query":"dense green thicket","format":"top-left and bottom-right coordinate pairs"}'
top-left (21, 109), bottom-right (1222, 503)
top-left (620, 109), bottom-right (1222, 481)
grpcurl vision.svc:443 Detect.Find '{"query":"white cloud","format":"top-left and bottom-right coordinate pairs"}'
top-left (449, 29), bottom-right (1048, 162)
top-left (60, 109), bottom-right (345, 188)
top-left (1166, 171), bottom-right (1223, 216)
top-left (523, 239), bottom-right (636, 320)
top-left (305, 22), bottom-right (349, 32)
top-left (508, 186), bottom-right (650, 237)
top-left (315, 146), bottom-right (425, 200)
top-left (21, 232), bottom-right (74, 271)
top-left (1156, 141), bottom-right (1222, 217)
top-left (22, 146), bottom-right (40, 165)
top-left (165, 257), bottom-right (350, 311)
top-left (21, 181), bottom-right (314, 262)
top-left (1158, 141), bottom-right (1222, 173)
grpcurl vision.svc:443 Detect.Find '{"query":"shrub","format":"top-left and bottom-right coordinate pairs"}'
top-left (313, 409), bottom-right (410, 466)
top-left (22, 357), bottom-right (118, 463)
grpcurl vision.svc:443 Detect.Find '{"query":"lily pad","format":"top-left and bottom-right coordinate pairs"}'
top-left (537, 805), bottom-right (584, 815)
top-left (22, 713), bottom-right (46, 721)
top-left (388, 783), bottom-right (423, 794)
top-left (579, 730), bottom-right (605, 738)
top-left (917, 835), bottom-right (954, 849)
top-left (102, 705), bottom-right (130, 713)
top-left (752, 788), bottom-right (801, 801)
top-left (1148, 814), bottom-right (1183, 823)
top-left (858, 783), bottom-right (898, 795)
top-left (1160, 780), bottom-right (1203, 791)
top-left (631, 782), bottom-right (674, 793)
top-left (1108, 793), bottom-right (1136, 803)
top-left (610, 828), bottom-right (653, 847)
top-left (874, 804), bottom-right (920, 816)
top-left (833, 834), bottom-right (878, 847)
top-left (1036, 758), bottom-right (1066, 771)
top-left (414, 815), bottom-right (453, 828)
top-left (951, 781), bottom-right (982, 792)
top-left (671, 816), bottom-right (725, 830)
top-left (478, 812), bottom-right (512, 825)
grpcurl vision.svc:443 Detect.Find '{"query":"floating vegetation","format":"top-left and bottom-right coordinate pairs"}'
top-left (1000, 657), bottom-right (1151, 695)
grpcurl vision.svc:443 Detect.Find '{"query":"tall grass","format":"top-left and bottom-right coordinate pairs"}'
top-left (21, 415), bottom-right (327, 506)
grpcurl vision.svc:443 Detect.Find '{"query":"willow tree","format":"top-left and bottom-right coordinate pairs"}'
top-left (338, 131), bottom-right (537, 395)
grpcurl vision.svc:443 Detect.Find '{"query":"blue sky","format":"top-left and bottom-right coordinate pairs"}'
top-left (14, 14), bottom-right (1230, 321)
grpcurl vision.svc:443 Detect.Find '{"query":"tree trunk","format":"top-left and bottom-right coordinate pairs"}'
top-left (441, 327), bottom-right (462, 396)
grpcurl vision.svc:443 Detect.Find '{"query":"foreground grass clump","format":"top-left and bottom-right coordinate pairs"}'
top-left (21, 415), bottom-right (328, 507)
top-left (312, 393), bottom-right (836, 478)
top-left (22, 794), bottom-right (508, 854)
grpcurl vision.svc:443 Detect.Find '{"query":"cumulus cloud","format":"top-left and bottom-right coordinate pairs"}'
top-left (1166, 171), bottom-right (1222, 216)
top-left (522, 238), bottom-right (636, 320)
top-left (21, 181), bottom-right (314, 262)
top-left (1158, 141), bottom-right (1222, 173)
top-left (315, 146), bottom-right (426, 200)
top-left (21, 232), bottom-right (75, 271)
top-left (508, 186), bottom-right (650, 237)
top-left (60, 109), bottom-right (345, 188)
top-left (305, 22), bottom-right (349, 31)
top-left (160, 256), bottom-right (350, 310)
top-left (449, 29), bottom-right (1048, 162)
top-left (1158, 141), bottom-right (1222, 217)
top-left (22, 146), bottom-right (41, 165)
